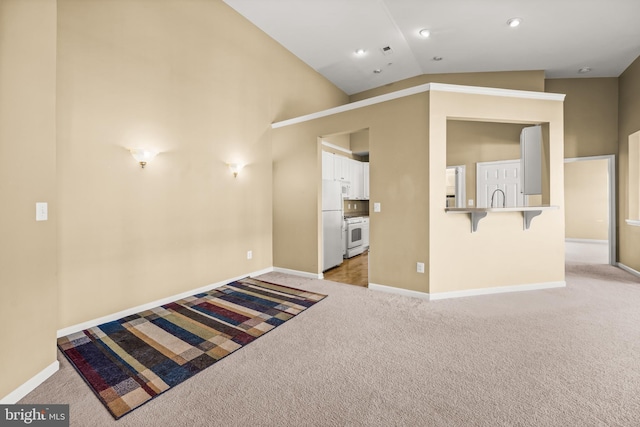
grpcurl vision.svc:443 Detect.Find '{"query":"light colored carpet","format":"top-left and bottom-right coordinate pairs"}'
top-left (21, 263), bottom-right (640, 426)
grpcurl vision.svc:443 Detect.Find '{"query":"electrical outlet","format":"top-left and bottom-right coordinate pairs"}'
top-left (468, 199), bottom-right (474, 207)
top-left (417, 262), bottom-right (425, 273)
top-left (247, 250), bottom-right (252, 260)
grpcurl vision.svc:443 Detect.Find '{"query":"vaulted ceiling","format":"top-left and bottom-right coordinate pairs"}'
top-left (223, 0), bottom-right (640, 94)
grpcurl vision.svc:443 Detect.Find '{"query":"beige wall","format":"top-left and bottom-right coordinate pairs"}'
top-left (350, 70), bottom-right (545, 102)
top-left (619, 56), bottom-right (640, 271)
top-left (354, 75), bottom-right (618, 226)
top-left (429, 91), bottom-right (565, 293)
top-left (350, 129), bottom-right (370, 154)
top-left (545, 78), bottom-right (618, 158)
top-left (273, 94), bottom-right (430, 292)
top-left (56, 0), bottom-right (347, 329)
top-left (355, 75), bottom-right (617, 163)
top-left (564, 159), bottom-right (609, 240)
top-left (274, 87), bottom-right (565, 294)
top-left (0, 0), bottom-right (58, 399)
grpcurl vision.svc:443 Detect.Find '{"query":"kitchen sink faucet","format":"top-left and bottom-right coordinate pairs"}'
top-left (490, 188), bottom-right (506, 208)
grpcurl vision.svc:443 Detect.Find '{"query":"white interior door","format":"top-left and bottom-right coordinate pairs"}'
top-left (476, 160), bottom-right (524, 208)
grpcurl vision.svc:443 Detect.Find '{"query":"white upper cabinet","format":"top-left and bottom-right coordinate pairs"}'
top-left (323, 152), bottom-right (369, 200)
top-left (349, 158), bottom-right (363, 199)
top-left (333, 154), bottom-right (350, 182)
top-left (322, 151), bottom-right (334, 181)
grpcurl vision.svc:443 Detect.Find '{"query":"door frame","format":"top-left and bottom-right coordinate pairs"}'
top-left (564, 155), bottom-right (616, 265)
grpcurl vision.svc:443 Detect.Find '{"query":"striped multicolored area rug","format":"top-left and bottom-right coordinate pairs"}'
top-left (57, 277), bottom-right (326, 419)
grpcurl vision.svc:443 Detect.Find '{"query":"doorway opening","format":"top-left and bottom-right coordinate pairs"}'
top-left (564, 155), bottom-right (616, 265)
top-left (320, 129), bottom-right (370, 287)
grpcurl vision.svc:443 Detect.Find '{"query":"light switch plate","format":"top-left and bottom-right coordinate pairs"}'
top-left (36, 202), bottom-right (48, 221)
top-left (374, 202), bottom-right (381, 212)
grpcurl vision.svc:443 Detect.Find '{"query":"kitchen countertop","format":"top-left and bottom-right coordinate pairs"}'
top-left (444, 205), bottom-right (558, 213)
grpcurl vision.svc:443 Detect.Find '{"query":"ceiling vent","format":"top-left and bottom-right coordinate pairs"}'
top-left (381, 46), bottom-right (393, 56)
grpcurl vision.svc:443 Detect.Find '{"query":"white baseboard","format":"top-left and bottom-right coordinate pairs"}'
top-left (57, 267), bottom-right (274, 338)
top-left (272, 267), bottom-right (322, 279)
top-left (429, 281), bottom-right (566, 300)
top-left (618, 263), bottom-right (640, 278)
top-left (368, 283), bottom-right (430, 300)
top-left (368, 280), bottom-right (566, 301)
top-left (0, 360), bottom-right (59, 404)
top-left (565, 238), bottom-right (608, 244)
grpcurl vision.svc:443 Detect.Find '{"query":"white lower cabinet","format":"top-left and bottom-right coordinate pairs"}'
top-left (362, 217), bottom-right (369, 249)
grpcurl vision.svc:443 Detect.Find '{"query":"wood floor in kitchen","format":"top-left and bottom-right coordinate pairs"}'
top-left (323, 251), bottom-right (368, 287)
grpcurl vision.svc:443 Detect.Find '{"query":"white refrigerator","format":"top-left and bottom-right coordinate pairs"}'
top-left (322, 180), bottom-right (343, 271)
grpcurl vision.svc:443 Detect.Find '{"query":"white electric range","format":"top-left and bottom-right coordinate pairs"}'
top-left (344, 215), bottom-right (369, 258)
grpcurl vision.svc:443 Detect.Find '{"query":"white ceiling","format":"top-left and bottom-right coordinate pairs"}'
top-left (223, 0), bottom-right (640, 95)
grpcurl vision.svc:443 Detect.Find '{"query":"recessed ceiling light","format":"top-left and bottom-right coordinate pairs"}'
top-left (419, 29), bottom-right (431, 38)
top-left (355, 48), bottom-right (366, 56)
top-left (578, 67), bottom-right (592, 74)
top-left (507, 17), bottom-right (522, 28)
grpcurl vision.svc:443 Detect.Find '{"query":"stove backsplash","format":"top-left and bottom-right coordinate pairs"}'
top-left (343, 200), bottom-right (369, 216)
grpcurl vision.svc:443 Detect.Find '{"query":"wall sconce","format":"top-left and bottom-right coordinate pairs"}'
top-left (228, 163), bottom-right (244, 178)
top-left (129, 148), bottom-right (159, 168)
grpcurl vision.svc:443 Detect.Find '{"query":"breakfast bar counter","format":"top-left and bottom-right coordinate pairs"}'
top-left (445, 205), bottom-right (559, 232)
